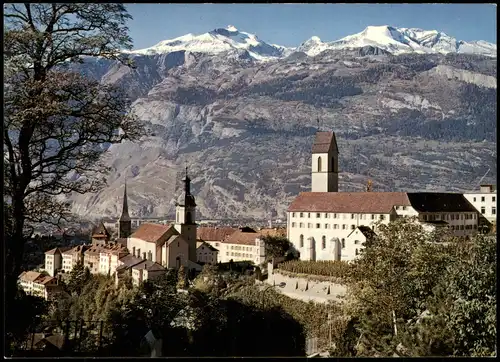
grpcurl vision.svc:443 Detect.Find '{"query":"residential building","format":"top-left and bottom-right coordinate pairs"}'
top-left (196, 241), bottom-right (218, 264)
top-left (99, 243), bottom-right (128, 276)
top-left (206, 228), bottom-right (266, 265)
top-left (463, 185), bottom-right (497, 223)
top-left (44, 247), bottom-right (71, 276)
top-left (18, 271), bottom-right (60, 300)
top-left (131, 260), bottom-right (166, 286)
top-left (115, 254), bottom-right (143, 286)
top-left (197, 226), bottom-right (238, 254)
top-left (61, 245), bottom-right (89, 274)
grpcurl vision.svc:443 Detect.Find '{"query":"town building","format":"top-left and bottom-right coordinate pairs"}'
top-left (205, 227), bottom-right (266, 265)
top-left (196, 241), bottom-right (219, 265)
top-left (197, 226), bottom-right (238, 254)
top-left (18, 271), bottom-right (61, 300)
top-left (44, 247), bottom-right (71, 277)
top-left (463, 185), bottom-right (497, 223)
top-left (131, 260), bottom-right (166, 286)
top-left (90, 222), bottom-right (111, 246)
top-left (287, 130), bottom-right (480, 262)
top-left (61, 245), bottom-right (89, 274)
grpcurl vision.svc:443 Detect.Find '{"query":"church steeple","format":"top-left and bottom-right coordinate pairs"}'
top-left (118, 180), bottom-right (132, 238)
top-left (120, 182), bottom-right (131, 222)
top-left (175, 164), bottom-right (197, 263)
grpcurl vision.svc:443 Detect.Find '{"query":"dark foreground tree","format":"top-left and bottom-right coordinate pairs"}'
top-left (4, 3), bottom-right (143, 317)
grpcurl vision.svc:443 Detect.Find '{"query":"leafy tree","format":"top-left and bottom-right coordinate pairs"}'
top-left (344, 218), bottom-right (496, 357)
top-left (66, 260), bottom-right (91, 296)
top-left (177, 265), bottom-right (187, 290)
top-left (261, 235), bottom-right (294, 262)
top-left (4, 3), bottom-right (144, 313)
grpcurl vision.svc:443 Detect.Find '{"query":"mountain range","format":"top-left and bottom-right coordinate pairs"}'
top-left (67, 25), bottom-right (497, 221)
top-left (128, 25), bottom-right (497, 59)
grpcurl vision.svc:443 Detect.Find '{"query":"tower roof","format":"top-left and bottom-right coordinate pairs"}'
top-left (312, 131), bottom-right (339, 154)
top-left (119, 182), bottom-right (131, 222)
top-left (176, 166), bottom-right (196, 207)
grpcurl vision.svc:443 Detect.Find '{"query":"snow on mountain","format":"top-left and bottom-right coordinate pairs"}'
top-left (297, 25), bottom-right (496, 57)
top-left (129, 25), bottom-right (292, 60)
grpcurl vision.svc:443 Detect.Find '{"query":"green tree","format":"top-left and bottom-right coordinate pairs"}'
top-left (4, 3), bottom-right (143, 315)
top-left (66, 260), bottom-right (91, 296)
top-left (261, 235), bottom-right (294, 262)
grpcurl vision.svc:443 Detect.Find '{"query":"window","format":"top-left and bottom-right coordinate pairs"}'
top-left (351, 225), bottom-right (356, 230)
top-left (492, 207), bottom-right (496, 215)
top-left (316, 213), bottom-right (321, 218)
top-left (354, 240), bottom-right (359, 245)
top-left (341, 239), bottom-right (345, 248)
top-left (493, 196), bottom-right (496, 202)
top-left (371, 214), bottom-right (375, 220)
top-left (333, 213), bottom-right (338, 219)
top-left (380, 215), bottom-right (385, 220)
top-left (395, 206), bottom-right (399, 210)
top-left (402, 206), bottom-right (407, 210)
top-left (351, 214), bottom-right (355, 219)
top-left (355, 249), bottom-right (359, 256)
top-left (292, 222), bottom-right (296, 228)
top-left (342, 224), bottom-right (347, 230)
top-left (226, 252), bottom-right (229, 256)
top-left (481, 196), bottom-right (485, 202)
top-left (334, 224), bottom-right (338, 229)
top-left (300, 222), bottom-right (304, 228)
top-left (460, 225), bottom-right (464, 230)
top-left (292, 212), bottom-right (296, 217)
top-left (216, 243), bottom-right (219, 247)
top-left (481, 207), bottom-right (485, 214)
top-left (316, 223), bottom-right (320, 229)
top-left (299, 235), bottom-right (304, 248)
top-left (322, 236), bottom-right (326, 249)
top-left (423, 215), bottom-right (428, 221)
top-left (300, 213), bottom-right (304, 218)
top-left (308, 213), bottom-right (311, 218)
top-left (308, 223), bottom-right (312, 228)
top-left (325, 224), bottom-right (329, 229)
top-left (473, 197), bottom-right (476, 202)
top-left (460, 214), bottom-right (464, 220)
top-left (317, 156), bottom-right (322, 172)
top-left (324, 213), bottom-right (329, 218)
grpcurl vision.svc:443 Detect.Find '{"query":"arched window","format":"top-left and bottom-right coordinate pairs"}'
top-left (341, 239), bottom-right (345, 248)
top-left (317, 156), bottom-right (322, 172)
top-left (299, 235), bottom-right (304, 248)
top-left (322, 236), bottom-right (326, 249)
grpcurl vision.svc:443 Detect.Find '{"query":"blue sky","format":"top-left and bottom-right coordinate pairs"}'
top-left (126, 4), bottom-right (497, 49)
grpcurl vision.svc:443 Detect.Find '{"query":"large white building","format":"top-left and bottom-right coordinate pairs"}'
top-left (18, 271), bottom-right (61, 300)
top-left (463, 185), bottom-right (497, 223)
top-left (287, 131), bottom-right (480, 262)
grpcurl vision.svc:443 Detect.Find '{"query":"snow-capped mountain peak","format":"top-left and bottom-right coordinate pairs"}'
top-left (129, 25), bottom-right (292, 60)
top-left (297, 25), bottom-right (496, 57)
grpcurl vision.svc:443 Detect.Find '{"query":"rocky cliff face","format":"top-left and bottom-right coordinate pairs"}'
top-left (68, 48), bottom-right (497, 221)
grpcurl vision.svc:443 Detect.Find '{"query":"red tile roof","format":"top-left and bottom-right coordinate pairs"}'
top-left (130, 223), bottom-right (175, 243)
top-left (224, 230), bottom-right (261, 246)
top-left (45, 248), bottom-right (61, 255)
top-left (288, 192), bottom-right (410, 213)
top-left (312, 131), bottom-right (339, 154)
top-left (35, 275), bottom-right (56, 285)
top-left (197, 227), bottom-right (238, 242)
top-left (19, 271), bottom-right (42, 282)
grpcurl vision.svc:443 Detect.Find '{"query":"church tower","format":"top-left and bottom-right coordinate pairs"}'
top-left (118, 182), bottom-right (132, 238)
top-left (174, 168), bottom-right (197, 263)
top-left (311, 131), bottom-right (339, 192)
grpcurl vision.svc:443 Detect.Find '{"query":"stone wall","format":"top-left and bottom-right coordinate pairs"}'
top-left (266, 264), bottom-right (347, 304)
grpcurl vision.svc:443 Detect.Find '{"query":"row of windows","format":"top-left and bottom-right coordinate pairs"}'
top-left (451, 225), bottom-right (477, 231)
top-left (422, 213), bottom-right (477, 221)
top-left (291, 212), bottom-right (386, 220)
top-left (230, 245), bottom-right (253, 251)
top-left (291, 222), bottom-right (366, 230)
top-left (473, 196), bottom-right (496, 203)
top-left (481, 207), bottom-right (496, 215)
top-left (298, 235), bottom-right (357, 250)
top-left (226, 252), bottom-right (253, 258)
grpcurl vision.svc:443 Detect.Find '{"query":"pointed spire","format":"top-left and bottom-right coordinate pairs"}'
top-left (119, 178), bottom-right (131, 222)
